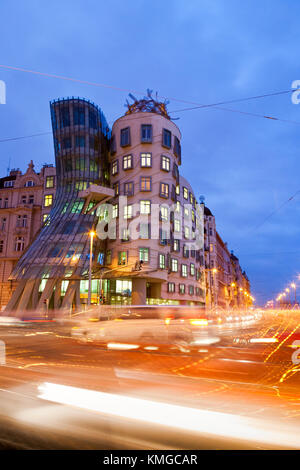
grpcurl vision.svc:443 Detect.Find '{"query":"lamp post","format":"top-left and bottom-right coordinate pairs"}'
top-left (88, 230), bottom-right (96, 306)
top-left (291, 283), bottom-right (297, 306)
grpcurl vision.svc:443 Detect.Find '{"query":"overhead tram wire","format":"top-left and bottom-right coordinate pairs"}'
top-left (1, 64), bottom-right (300, 143)
top-left (1, 63), bottom-right (300, 124)
top-left (249, 189), bottom-right (300, 234)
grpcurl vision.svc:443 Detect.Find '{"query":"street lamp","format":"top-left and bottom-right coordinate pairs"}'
top-left (291, 283), bottom-right (297, 306)
top-left (88, 230), bottom-right (96, 306)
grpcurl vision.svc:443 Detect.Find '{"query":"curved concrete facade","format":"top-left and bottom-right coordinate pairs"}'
top-left (105, 111), bottom-right (205, 305)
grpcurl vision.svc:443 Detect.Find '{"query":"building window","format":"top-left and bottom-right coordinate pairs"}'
top-left (160, 183), bottom-right (169, 198)
top-left (176, 185), bottom-right (180, 195)
top-left (60, 107), bottom-right (70, 128)
top-left (140, 223), bottom-right (150, 239)
top-left (139, 247), bottom-right (149, 262)
top-left (174, 219), bottom-right (181, 232)
top-left (140, 153), bottom-right (152, 168)
top-left (124, 182), bottom-right (134, 196)
top-left (46, 176), bottom-right (55, 188)
top-left (159, 254), bottom-right (165, 269)
top-left (0, 240), bottom-right (3, 253)
top-left (189, 192), bottom-right (193, 205)
top-left (75, 136), bottom-right (85, 148)
top-left (123, 154), bottom-right (133, 170)
top-left (160, 229), bottom-right (168, 245)
top-left (190, 263), bottom-right (195, 276)
top-left (118, 251), bottom-right (127, 265)
top-left (43, 214), bottom-right (50, 225)
top-left (17, 215), bottom-right (27, 228)
top-left (184, 226), bottom-right (190, 239)
top-left (140, 200), bottom-right (151, 215)
top-left (28, 195), bottom-right (34, 204)
top-left (181, 264), bottom-right (188, 277)
top-left (44, 195), bottom-right (53, 207)
top-left (124, 205), bottom-right (133, 219)
top-left (106, 250), bottom-right (112, 265)
top-left (113, 182), bottom-right (119, 196)
top-left (183, 245), bottom-right (189, 258)
top-left (112, 160), bottom-right (119, 176)
top-left (15, 236), bottom-right (25, 252)
top-left (63, 137), bottom-right (72, 150)
top-left (175, 201), bottom-right (181, 213)
top-left (174, 136), bottom-right (181, 159)
top-left (4, 180), bottom-right (14, 188)
top-left (120, 127), bottom-right (131, 147)
top-left (173, 163), bottom-right (179, 180)
top-left (121, 228), bottom-right (130, 241)
top-left (162, 128), bottom-right (171, 148)
top-left (171, 258), bottom-right (178, 272)
top-left (160, 206), bottom-right (168, 222)
top-left (161, 155), bottom-right (170, 172)
top-left (112, 204), bottom-right (118, 218)
top-left (179, 284), bottom-right (185, 294)
top-left (168, 282), bottom-right (175, 293)
top-left (184, 207), bottom-right (189, 219)
top-left (73, 106), bottom-right (85, 126)
top-left (4, 198), bottom-right (8, 208)
top-left (89, 110), bottom-right (97, 129)
top-left (173, 239), bottom-right (180, 252)
top-left (141, 124), bottom-right (152, 143)
top-left (183, 187), bottom-right (188, 200)
top-left (189, 285), bottom-right (194, 295)
top-left (140, 176), bottom-right (152, 191)
top-left (1, 218), bottom-right (6, 231)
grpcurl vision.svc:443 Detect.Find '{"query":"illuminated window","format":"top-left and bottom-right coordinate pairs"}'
top-left (160, 183), bottom-right (169, 198)
top-left (176, 185), bottom-right (180, 195)
top-left (124, 205), bottom-right (133, 219)
top-left (171, 258), bottom-right (178, 272)
top-left (112, 160), bottom-right (118, 176)
top-left (44, 195), bottom-right (53, 207)
top-left (160, 206), bottom-right (168, 221)
top-left (140, 153), bottom-right (152, 168)
top-left (174, 219), bottom-right (181, 232)
top-left (189, 285), bottom-right (194, 295)
top-left (184, 226), bottom-right (190, 239)
top-left (112, 204), bottom-right (118, 218)
top-left (140, 200), bottom-right (151, 215)
top-left (190, 263), bottom-right (195, 276)
top-left (183, 187), bottom-right (188, 200)
top-left (139, 247), bottom-right (149, 262)
top-left (106, 250), bottom-right (112, 265)
top-left (140, 223), bottom-right (150, 239)
top-left (118, 251), bottom-right (127, 265)
top-left (113, 182), bottom-right (119, 196)
top-left (123, 155), bottom-right (133, 170)
top-left (159, 254), bottom-right (165, 269)
top-left (161, 155), bottom-right (170, 172)
top-left (140, 176), bottom-right (152, 191)
top-left (179, 284), bottom-right (185, 294)
top-left (168, 282), bottom-right (175, 293)
top-left (46, 176), bottom-right (54, 188)
top-left (173, 239), bottom-right (180, 252)
top-left (181, 264), bottom-right (188, 277)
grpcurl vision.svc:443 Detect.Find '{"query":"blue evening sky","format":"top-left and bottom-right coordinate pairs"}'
top-left (0, 0), bottom-right (300, 305)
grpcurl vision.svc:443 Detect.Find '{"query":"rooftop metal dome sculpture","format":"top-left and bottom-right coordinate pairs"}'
top-left (125, 89), bottom-right (171, 119)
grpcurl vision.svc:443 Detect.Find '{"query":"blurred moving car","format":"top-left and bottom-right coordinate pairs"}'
top-left (71, 306), bottom-right (257, 352)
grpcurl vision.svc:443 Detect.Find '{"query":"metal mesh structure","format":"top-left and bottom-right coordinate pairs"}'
top-left (7, 98), bottom-right (111, 311)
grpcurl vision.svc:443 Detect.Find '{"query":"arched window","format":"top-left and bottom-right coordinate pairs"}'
top-left (25, 180), bottom-right (35, 187)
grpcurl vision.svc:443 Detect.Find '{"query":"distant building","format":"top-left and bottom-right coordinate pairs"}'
top-left (0, 162), bottom-right (56, 309)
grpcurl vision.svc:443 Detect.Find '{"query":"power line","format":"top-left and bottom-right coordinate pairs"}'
top-left (250, 189), bottom-right (300, 233)
top-left (1, 63), bottom-right (300, 125)
top-left (0, 131), bottom-right (52, 143)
